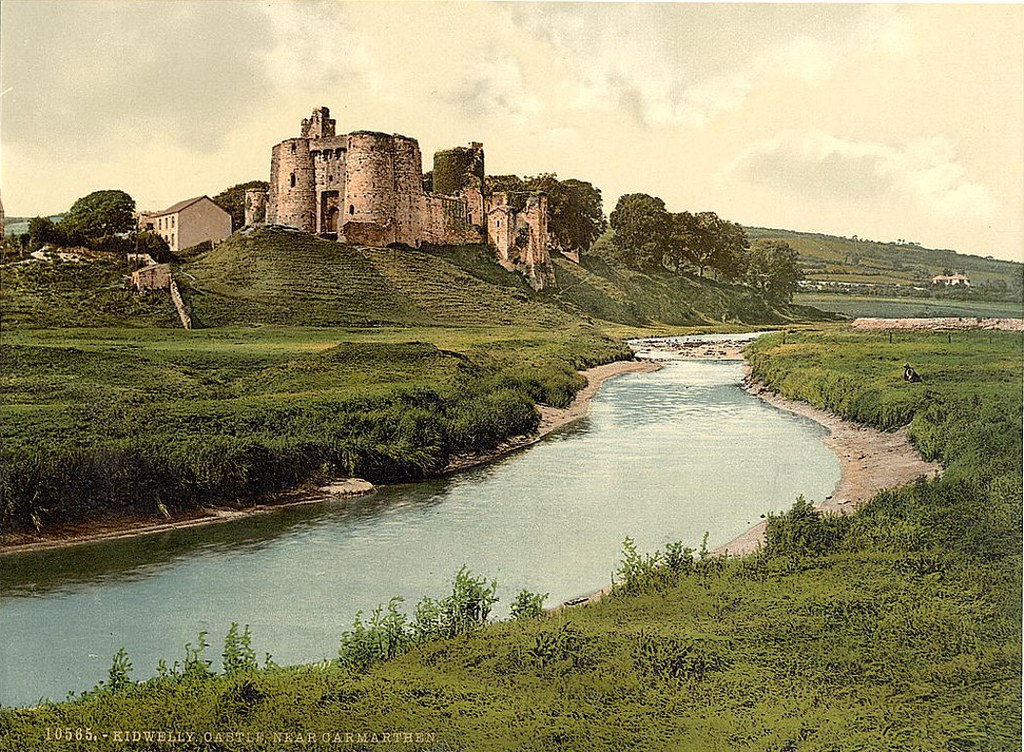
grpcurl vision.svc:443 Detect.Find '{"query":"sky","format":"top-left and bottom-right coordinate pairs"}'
top-left (1, 1), bottom-right (1022, 261)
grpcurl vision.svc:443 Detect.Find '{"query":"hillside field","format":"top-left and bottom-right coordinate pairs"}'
top-left (747, 226), bottom-right (1022, 290)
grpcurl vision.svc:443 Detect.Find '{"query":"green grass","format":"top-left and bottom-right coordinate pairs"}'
top-left (3, 329), bottom-right (1019, 751)
top-left (185, 230), bottom-right (824, 329)
top-left (182, 230), bottom-right (572, 328)
top-left (794, 293), bottom-right (1024, 320)
top-left (0, 258), bottom-right (179, 329)
top-left (0, 324), bottom-right (629, 534)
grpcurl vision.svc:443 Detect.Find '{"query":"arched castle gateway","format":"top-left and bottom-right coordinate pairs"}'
top-left (247, 107), bottom-right (555, 289)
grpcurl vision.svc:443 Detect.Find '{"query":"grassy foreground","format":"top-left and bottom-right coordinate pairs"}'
top-left (2, 329), bottom-right (1019, 751)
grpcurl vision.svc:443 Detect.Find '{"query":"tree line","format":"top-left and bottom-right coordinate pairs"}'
top-left (605, 193), bottom-right (803, 303)
top-left (13, 189), bottom-right (171, 261)
top-left (477, 177), bottom-right (802, 304)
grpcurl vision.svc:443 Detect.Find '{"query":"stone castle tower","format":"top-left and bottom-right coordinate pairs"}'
top-left (254, 107), bottom-right (554, 289)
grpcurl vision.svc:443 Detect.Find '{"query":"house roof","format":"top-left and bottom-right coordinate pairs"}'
top-left (151, 196), bottom-right (211, 217)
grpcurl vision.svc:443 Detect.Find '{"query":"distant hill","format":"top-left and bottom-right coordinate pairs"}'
top-left (746, 227), bottom-right (1022, 290)
top-left (180, 228), bottom-right (823, 329)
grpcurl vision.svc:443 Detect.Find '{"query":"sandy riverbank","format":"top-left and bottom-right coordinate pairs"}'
top-left (713, 376), bottom-right (942, 556)
top-left (0, 359), bottom-right (659, 556)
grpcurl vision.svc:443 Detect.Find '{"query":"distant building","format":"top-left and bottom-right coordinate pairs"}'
top-left (931, 274), bottom-right (970, 287)
top-left (141, 196), bottom-right (231, 254)
top-left (0, 192), bottom-right (5, 239)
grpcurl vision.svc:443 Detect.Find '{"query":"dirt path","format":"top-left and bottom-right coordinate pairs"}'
top-left (1, 360), bottom-right (660, 556)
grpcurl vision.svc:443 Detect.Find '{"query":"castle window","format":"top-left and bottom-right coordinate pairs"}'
top-left (290, 142), bottom-right (296, 153)
top-left (349, 205), bottom-right (355, 215)
top-left (496, 220), bottom-right (501, 228)
top-left (290, 173), bottom-right (296, 188)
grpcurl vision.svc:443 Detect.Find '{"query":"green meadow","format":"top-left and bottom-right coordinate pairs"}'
top-left (0, 323), bottom-right (630, 535)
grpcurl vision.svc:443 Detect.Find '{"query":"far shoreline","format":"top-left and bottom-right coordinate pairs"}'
top-left (0, 358), bottom-right (660, 557)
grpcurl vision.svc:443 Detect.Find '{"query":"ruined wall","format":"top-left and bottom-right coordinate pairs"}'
top-left (132, 263), bottom-right (172, 291)
top-left (310, 136), bottom-right (347, 234)
top-left (269, 138), bottom-right (316, 232)
top-left (244, 189), bottom-right (268, 227)
top-left (261, 107), bottom-right (554, 287)
top-left (302, 107), bottom-right (336, 139)
top-left (433, 143), bottom-right (485, 230)
top-left (485, 192), bottom-right (555, 290)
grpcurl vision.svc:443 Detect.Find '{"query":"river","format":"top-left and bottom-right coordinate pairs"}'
top-left (0, 349), bottom-right (840, 707)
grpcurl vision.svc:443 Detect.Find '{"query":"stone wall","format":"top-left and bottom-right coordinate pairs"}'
top-left (132, 263), bottom-right (172, 291)
top-left (485, 192), bottom-right (555, 290)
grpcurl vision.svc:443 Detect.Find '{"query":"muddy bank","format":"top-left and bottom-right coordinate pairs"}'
top-left (1, 359), bottom-right (658, 556)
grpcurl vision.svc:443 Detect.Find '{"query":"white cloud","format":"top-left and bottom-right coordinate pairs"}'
top-left (726, 131), bottom-right (997, 219)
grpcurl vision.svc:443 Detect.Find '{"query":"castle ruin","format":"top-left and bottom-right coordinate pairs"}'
top-left (248, 107), bottom-right (555, 289)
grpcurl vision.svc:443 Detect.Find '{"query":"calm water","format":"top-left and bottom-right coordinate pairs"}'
top-left (0, 356), bottom-right (839, 706)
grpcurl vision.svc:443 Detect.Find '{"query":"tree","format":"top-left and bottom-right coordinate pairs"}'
top-left (59, 190), bottom-right (135, 238)
top-left (743, 240), bottom-right (803, 302)
top-left (135, 230), bottom-right (171, 261)
top-left (484, 174), bottom-right (607, 255)
top-left (27, 216), bottom-right (66, 250)
top-left (668, 212), bottom-right (749, 279)
top-left (608, 193), bottom-right (671, 271)
top-left (554, 178), bottom-right (606, 255)
top-left (213, 180), bottom-right (269, 231)
top-left (521, 174), bottom-right (605, 255)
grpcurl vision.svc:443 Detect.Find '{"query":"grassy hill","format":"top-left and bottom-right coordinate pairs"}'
top-left (181, 228), bottom-right (820, 330)
top-left (747, 226), bottom-right (1022, 289)
top-left (0, 257), bottom-right (179, 329)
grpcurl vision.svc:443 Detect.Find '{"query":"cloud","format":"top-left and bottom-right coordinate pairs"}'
top-left (0, 1), bottom-right (276, 155)
top-left (726, 131), bottom-right (997, 218)
top-left (447, 58), bottom-right (542, 124)
top-left (504, 4), bottom-right (915, 129)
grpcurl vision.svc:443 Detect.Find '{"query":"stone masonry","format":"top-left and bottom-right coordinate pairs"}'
top-left (257, 107), bottom-right (554, 289)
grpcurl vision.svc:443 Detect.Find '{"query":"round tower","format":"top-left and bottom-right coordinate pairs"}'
top-left (269, 138), bottom-right (316, 232)
top-left (342, 131), bottom-right (397, 245)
